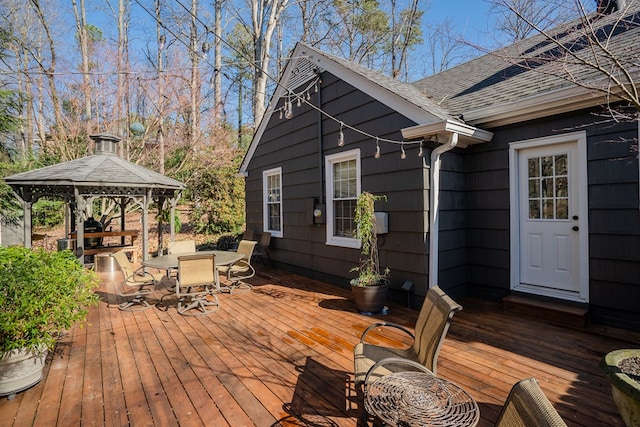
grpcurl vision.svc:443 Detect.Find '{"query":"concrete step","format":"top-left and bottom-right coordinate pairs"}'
top-left (502, 294), bottom-right (588, 329)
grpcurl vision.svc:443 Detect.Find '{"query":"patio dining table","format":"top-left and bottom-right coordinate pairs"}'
top-left (142, 250), bottom-right (243, 293)
top-left (365, 370), bottom-right (479, 427)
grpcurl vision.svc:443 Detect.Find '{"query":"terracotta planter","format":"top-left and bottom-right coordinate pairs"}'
top-left (0, 347), bottom-right (48, 399)
top-left (600, 349), bottom-right (640, 427)
top-left (350, 279), bottom-right (389, 314)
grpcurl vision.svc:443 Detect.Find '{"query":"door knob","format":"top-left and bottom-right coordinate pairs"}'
top-left (572, 226), bottom-right (579, 231)
top-left (572, 215), bottom-right (579, 220)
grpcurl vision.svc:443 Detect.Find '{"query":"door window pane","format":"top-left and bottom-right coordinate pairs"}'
top-left (527, 154), bottom-right (569, 220)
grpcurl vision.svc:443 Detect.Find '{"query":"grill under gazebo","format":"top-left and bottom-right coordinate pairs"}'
top-left (3, 133), bottom-right (185, 265)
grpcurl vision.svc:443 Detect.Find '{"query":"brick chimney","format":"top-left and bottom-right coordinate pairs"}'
top-left (597, 0), bottom-right (627, 14)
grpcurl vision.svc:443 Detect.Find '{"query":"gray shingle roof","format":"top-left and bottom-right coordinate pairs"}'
top-left (412, 3), bottom-right (640, 117)
top-left (5, 153), bottom-right (184, 190)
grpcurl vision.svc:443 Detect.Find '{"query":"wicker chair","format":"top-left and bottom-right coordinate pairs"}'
top-left (176, 253), bottom-right (220, 316)
top-left (353, 285), bottom-right (462, 387)
top-left (495, 378), bottom-right (567, 427)
top-left (112, 251), bottom-right (164, 311)
top-left (217, 240), bottom-right (257, 293)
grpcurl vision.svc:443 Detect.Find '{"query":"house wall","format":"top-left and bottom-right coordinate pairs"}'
top-left (464, 108), bottom-right (640, 328)
top-left (245, 72), bottom-right (439, 298)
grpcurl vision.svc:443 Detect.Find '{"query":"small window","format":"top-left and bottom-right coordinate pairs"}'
top-left (325, 149), bottom-right (360, 248)
top-left (263, 167), bottom-right (282, 237)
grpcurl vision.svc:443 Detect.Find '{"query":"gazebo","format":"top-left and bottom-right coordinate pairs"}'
top-left (3, 133), bottom-right (185, 265)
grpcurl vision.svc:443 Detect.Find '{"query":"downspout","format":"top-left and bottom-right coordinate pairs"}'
top-left (429, 132), bottom-right (458, 288)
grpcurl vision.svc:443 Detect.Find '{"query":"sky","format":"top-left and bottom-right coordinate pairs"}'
top-left (429, 0), bottom-right (502, 47)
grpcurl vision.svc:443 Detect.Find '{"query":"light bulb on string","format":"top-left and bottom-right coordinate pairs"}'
top-left (417, 140), bottom-right (423, 157)
top-left (297, 96), bottom-right (301, 107)
top-left (279, 109), bottom-right (283, 119)
top-left (401, 143), bottom-right (406, 159)
top-left (284, 99), bottom-right (293, 119)
top-left (306, 91), bottom-right (311, 100)
top-left (338, 122), bottom-right (345, 146)
top-left (374, 139), bottom-right (381, 159)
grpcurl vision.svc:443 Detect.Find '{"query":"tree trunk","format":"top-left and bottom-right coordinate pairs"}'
top-left (71, 0), bottom-right (92, 133)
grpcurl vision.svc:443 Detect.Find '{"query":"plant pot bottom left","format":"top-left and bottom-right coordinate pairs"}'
top-left (0, 348), bottom-right (48, 399)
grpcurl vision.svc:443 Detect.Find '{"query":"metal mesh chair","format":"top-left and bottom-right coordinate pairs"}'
top-left (112, 251), bottom-right (164, 311)
top-left (495, 377), bottom-right (567, 427)
top-left (218, 240), bottom-right (257, 293)
top-left (254, 232), bottom-right (273, 266)
top-left (167, 239), bottom-right (196, 254)
top-left (353, 285), bottom-right (462, 386)
top-left (176, 253), bottom-right (220, 316)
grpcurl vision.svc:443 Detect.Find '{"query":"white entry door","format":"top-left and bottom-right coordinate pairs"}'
top-left (510, 132), bottom-right (589, 302)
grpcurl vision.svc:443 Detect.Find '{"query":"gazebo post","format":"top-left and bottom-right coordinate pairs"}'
top-left (18, 198), bottom-right (32, 249)
top-left (74, 188), bottom-right (86, 264)
top-left (142, 189), bottom-right (152, 262)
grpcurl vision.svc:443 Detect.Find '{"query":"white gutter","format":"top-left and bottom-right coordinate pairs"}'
top-left (429, 133), bottom-right (458, 288)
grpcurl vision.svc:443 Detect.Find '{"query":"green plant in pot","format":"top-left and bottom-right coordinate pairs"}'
top-left (0, 246), bottom-right (100, 398)
top-left (350, 192), bottom-right (390, 314)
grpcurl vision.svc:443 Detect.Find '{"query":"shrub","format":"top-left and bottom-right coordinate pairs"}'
top-left (0, 246), bottom-right (100, 353)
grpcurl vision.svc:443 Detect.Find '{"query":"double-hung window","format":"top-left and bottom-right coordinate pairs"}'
top-left (263, 167), bottom-right (283, 237)
top-left (325, 149), bottom-right (360, 248)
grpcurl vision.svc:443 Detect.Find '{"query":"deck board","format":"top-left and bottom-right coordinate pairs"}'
top-left (1, 266), bottom-right (637, 427)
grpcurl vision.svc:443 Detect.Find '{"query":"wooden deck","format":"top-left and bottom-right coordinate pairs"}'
top-left (2, 266), bottom-right (638, 427)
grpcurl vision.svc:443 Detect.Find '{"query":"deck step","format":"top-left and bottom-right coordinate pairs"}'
top-left (502, 295), bottom-right (588, 329)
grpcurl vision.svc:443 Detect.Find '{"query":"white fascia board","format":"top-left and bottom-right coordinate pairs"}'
top-left (401, 119), bottom-right (494, 148)
top-left (465, 68), bottom-right (640, 128)
top-left (464, 85), bottom-right (604, 128)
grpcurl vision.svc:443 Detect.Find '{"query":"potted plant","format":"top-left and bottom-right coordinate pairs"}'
top-left (350, 192), bottom-right (390, 314)
top-left (0, 246), bottom-right (100, 398)
top-left (600, 349), bottom-right (640, 427)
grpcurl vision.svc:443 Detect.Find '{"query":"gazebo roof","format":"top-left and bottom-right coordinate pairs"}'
top-left (4, 134), bottom-right (184, 202)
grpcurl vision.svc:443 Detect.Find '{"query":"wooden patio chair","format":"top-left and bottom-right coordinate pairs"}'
top-left (112, 251), bottom-right (164, 311)
top-left (353, 285), bottom-right (462, 387)
top-left (217, 240), bottom-right (257, 293)
top-left (176, 253), bottom-right (220, 316)
top-left (495, 377), bottom-right (567, 426)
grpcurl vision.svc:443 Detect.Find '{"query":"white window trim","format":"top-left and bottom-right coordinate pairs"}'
top-left (325, 149), bottom-right (361, 248)
top-left (263, 167), bottom-right (283, 238)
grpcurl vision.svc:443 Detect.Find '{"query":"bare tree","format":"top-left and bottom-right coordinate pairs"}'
top-left (234, 0), bottom-right (291, 126)
top-left (489, 0), bottom-right (577, 42)
top-left (482, 0), bottom-right (639, 117)
top-left (213, 0), bottom-right (224, 125)
top-left (71, 0), bottom-right (92, 132)
top-left (420, 18), bottom-right (469, 76)
top-left (28, 0), bottom-right (65, 149)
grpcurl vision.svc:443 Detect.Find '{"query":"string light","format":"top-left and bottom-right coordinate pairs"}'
top-left (338, 122), bottom-right (345, 146)
top-left (135, 0), bottom-right (428, 160)
top-left (134, 0), bottom-right (430, 159)
top-left (279, 109), bottom-right (283, 119)
top-left (284, 98), bottom-right (293, 119)
top-left (297, 96), bottom-right (302, 107)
